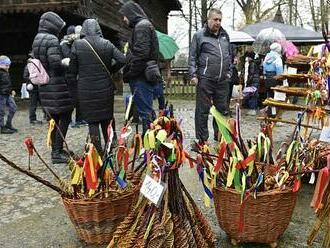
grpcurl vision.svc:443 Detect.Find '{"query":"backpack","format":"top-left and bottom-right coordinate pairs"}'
top-left (27, 58), bottom-right (49, 85)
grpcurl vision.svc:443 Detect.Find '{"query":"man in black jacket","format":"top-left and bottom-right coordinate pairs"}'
top-left (119, 1), bottom-right (159, 135)
top-left (189, 8), bottom-right (232, 145)
top-left (68, 19), bottom-right (125, 155)
top-left (32, 12), bottom-right (73, 164)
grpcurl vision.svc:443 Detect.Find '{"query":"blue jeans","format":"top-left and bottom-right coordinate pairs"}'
top-left (0, 95), bottom-right (17, 127)
top-left (129, 80), bottom-right (155, 134)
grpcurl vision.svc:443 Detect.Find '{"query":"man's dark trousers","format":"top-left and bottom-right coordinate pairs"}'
top-left (195, 78), bottom-right (229, 142)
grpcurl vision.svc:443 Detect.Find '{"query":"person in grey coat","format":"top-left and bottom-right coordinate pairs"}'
top-left (188, 8), bottom-right (232, 145)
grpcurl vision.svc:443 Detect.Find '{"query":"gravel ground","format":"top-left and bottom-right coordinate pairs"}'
top-left (0, 98), bottom-right (326, 247)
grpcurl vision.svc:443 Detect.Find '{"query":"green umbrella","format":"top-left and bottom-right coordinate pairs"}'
top-left (156, 30), bottom-right (179, 60)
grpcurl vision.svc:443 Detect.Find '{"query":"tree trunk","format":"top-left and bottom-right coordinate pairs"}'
top-left (201, 0), bottom-right (207, 27)
top-left (288, 0), bottom-right (293, 25)
top-left (189, 0), bottom-right (192, 50)
top-left (309, 0), bottom-right (319, 31)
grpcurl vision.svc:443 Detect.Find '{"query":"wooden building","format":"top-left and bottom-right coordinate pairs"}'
top-left (0, 0), bottom-right (181, 59)
top-left (0, 0), bottom-right (181, 88)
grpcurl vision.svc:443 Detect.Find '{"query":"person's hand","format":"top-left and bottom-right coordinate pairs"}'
top-left (61, 58), bottom-right (70, 67)
top-left (11, 90), bottom-right (16, 97)
top-left (27, 83), bottom-right (34, 91)
top-left (190, 77), bottom-right (198, 85)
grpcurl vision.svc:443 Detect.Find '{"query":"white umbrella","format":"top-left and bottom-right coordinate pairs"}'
top-left (228, 30), bottom-right (255, 44)
top-left (253, 27), bottom-right (286, 55)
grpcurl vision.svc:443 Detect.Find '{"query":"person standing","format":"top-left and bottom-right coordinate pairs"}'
top-left (262, 42), bottom-right (283, 117)
top-left (68, 19), bottom-right (125, 155)
top-left (119, 1), bottom-right (160, 135)
top-left (23, 52), bottom-right (43, 125)
top-left (32, 12), bottom-right (73, 164)
top-left (188, 8), bottom-right (232, 144)
top-left (60, 25), bottom-right (86, 128)
top-left (0, 55), bottom-right (17, 134)
top-left (243, 54), bottom-right (261, 116)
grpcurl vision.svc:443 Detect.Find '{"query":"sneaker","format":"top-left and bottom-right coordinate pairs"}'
top-left (5, 125), bottom-right (18, 132)
top-left (0, 127), bottom-right (15, 134)
top-left (51, 152), bottom-right (68, 164)
top-left (70, 122), bottom-right (80, 128)
top-left (30, 120), bottom-right (43, 125)
top-left (246, 109), bottom-right (257, 116)
top-left (77, 120), bottom-right (88, 126)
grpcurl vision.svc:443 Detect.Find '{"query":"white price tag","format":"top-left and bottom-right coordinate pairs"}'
top-left (140, 175), bottom-right (166, 207)
top-left (309, 172), bottom-right (316, 184)
top-left (274, 91), bottom-right (286, 101)
top-left (283, 79), bottom-right (289, 86)
top-left (319, 126), bottom-right (330, 143)
top-left (287, 67), bottom-right (297, 74)
top-left (271, 107), bottom-right (277, 115)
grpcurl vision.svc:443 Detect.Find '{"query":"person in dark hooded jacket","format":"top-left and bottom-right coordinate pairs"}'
top-left (32, 11), bottom-right (73, 164)
top-left (67, 19), bottom-right (125, 155)
top-left (119, 1), bottom-right (159, 135)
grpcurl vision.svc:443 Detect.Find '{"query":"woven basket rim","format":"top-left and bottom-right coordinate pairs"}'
top-left (213, 186), bottom-right (294, 197)
top-left (61, 184), bottom-right (140, 204)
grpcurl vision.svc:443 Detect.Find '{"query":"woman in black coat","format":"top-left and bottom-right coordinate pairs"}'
top-left (68, 19), bottom-right (125, 154)
top-left (32, 12), bottom-right (73, 164)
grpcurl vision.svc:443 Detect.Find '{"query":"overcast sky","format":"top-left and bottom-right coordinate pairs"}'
top-left (168, 0), bottom-right (317, 54)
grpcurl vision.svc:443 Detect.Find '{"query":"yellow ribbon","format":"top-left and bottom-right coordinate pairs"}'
top-left (71, 163), bottom-right (83, 185)
top-left (46, 119), bottom-right (55, 148)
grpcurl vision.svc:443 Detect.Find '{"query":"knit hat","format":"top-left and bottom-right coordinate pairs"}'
top-left (75, 25), bottom-right (82, 35)
top-left (66, 25), bottom-right (75, 35)
top-left (270, 42), bottom-right (282, 54)
top-left (0, 55), bottom-right (11, 65)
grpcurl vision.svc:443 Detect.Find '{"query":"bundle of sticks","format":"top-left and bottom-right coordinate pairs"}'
top-left (307, 171), bottom-right (330, 247)
top-left (271, 86), bottom-right (310, 97)
top-left (108, 109), bottom-right (216, 248)
top-left (274, 74), bottom-right (311, 84)
top-left (286, 54), bottom-right (317, 65)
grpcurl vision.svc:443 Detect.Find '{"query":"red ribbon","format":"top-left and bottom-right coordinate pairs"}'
top-left (238, 192), bottom-right (251, 234)
top-left (236, 153), bottom-right (256, 170)
top-left (214, 142), bottom-right (226, 173)
top-left (24, 137), bottom-right (34, 156)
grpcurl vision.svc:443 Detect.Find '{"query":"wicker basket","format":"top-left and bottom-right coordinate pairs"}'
top-left (62, 184), bottom-right (140, 244)
top-left (213, 187), bottom-right (298, 246)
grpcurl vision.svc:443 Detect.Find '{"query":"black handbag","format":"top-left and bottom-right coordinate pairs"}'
top-left (145, 60), bottom-right (162, 84)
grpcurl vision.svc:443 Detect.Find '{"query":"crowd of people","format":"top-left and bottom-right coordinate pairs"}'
top-left (0, 3), bottom-right (285, 163)
top-left (0, 1), bottom-right (163, 164)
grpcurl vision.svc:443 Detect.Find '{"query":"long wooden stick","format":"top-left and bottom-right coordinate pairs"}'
top-left (32, 145), bottom-right (62, 182)
top-left (0, 153), bottom-right (65, 195)
top-left (257, 117), bottom-right (322, 130)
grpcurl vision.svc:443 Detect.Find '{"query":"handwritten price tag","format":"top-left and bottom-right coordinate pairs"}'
top-left (287, 67), bottom-right (297, 75)
top-left (140, 175), bottom-right (166, 207)
top-left (274, 91), bottom-right (286, 101)
top-left (319, 126), bottom-right (330, 143)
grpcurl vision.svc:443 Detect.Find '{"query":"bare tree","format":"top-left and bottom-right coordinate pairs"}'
top-left (236, 0), bottom-right (286, 25)
top-left (309, 0), bottom-right (320, 31)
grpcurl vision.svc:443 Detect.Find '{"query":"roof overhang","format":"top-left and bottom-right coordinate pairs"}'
top-left (0, 1), bottom-right (79, 14)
